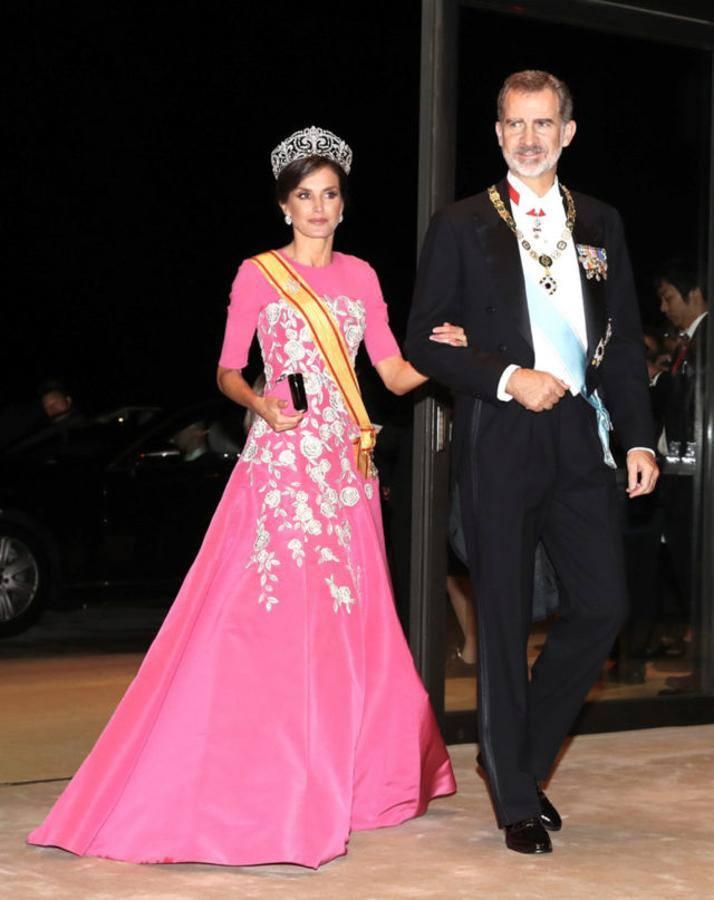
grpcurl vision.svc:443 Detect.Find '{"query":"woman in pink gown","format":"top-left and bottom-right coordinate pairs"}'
top-left (28, 127), bottom-right (458, 869)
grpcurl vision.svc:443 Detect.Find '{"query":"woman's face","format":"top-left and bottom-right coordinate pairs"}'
top-left (280, 165), bottom-right (344, 240)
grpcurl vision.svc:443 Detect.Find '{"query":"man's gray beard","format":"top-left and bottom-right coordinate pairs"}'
top-left (502, 145), bottom-right (563, 180)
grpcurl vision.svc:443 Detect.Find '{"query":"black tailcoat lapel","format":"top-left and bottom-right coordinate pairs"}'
top-left (473, 179), bottom-right (534, 351)
top-left (567, 188), bottom-right (608, 363)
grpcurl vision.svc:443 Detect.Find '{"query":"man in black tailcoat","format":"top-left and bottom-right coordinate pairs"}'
top-left (405, 70), bottom-right (658, 854)
top-left (652, 261), bottom-right (708, 688)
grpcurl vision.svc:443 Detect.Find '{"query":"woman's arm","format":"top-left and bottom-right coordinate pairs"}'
top-left (217, 366), bottom-right (304, 432)
top-left (374, 356), bottom-right (427, 396)
top-left (375, 322), bottom-right (468, 396)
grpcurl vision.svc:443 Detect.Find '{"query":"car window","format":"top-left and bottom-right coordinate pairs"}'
top-left (137, 407), bottom-right (245, 464)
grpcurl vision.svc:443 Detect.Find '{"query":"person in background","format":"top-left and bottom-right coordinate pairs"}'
top-left (651, 261), bottom-right (708, 691)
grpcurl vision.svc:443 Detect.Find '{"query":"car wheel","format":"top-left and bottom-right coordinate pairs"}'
top-left (0, 522), bottom-right (51, 638)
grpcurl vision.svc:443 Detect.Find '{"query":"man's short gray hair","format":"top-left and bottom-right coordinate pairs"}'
top-left (497, 70), bottom-right (574, 122)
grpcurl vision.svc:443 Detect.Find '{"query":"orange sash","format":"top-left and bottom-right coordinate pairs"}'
top-left (250, 251), bottom-right (377, 479)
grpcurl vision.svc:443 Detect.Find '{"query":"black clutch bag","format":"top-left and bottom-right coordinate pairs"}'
top-left (287, 373), bottom-right (308, 412)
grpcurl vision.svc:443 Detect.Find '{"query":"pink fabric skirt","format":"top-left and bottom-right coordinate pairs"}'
top-left (27, 462), bottom-right (456, 868)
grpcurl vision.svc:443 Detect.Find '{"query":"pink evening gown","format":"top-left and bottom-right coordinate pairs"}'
top-left (27, 250), bottom-right (456, 868)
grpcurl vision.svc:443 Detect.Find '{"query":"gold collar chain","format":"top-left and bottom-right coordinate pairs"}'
top-left (487, 183), bottom-right (576, 295)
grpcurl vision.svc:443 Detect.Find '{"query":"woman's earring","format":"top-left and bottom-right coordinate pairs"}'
top-left (284, 213), bottom-right (292, 226)
top-left (338, 213), bottom-right (344, 224)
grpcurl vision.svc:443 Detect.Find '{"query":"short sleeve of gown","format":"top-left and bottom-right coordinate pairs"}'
top-left (361, 264), bottom-right (401, 365)
top-left (218, 260), bottom-right (274, 369)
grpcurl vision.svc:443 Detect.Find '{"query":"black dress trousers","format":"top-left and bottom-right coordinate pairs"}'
top-left (459, 392), bottom-right (628, 826)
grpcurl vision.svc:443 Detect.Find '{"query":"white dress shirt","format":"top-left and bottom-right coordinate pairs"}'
top-left (497, 172), bottom-right (587, 399)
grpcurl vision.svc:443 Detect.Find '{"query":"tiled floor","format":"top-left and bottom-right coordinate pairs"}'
top-left (3, 729), bottom-right (713, 899)
top-left (2, 606), bottom-right (713, 898)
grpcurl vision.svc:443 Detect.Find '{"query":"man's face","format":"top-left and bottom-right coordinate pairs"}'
top-left (41, 390), bottom-right (72, 420)
top-left (657, 280), bottom-right (692, 331)
top-left (495, 87), bottom-right (576, 182)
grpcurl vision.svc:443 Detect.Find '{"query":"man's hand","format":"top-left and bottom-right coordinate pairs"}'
top-left (626, 450), bottom-right (659, 498)
top-left (506, 368), bottom-right (569, 412)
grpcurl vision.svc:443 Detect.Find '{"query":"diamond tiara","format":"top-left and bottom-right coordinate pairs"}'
top-left (271, 126), bottom-right (353, 180)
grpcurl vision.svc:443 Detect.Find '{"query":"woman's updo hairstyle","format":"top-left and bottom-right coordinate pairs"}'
top-left (276, 155), bottom-right (349, 207)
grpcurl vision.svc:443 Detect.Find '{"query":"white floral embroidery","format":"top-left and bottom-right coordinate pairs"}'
top-left (264, 489), bottom-right (281, 508)
top-left (335, 520), bottom-right (352, 549)
top-left (304, 371), bottom-right (321, 395)
top-left (326, 575), bottom-right (356, 613)
top-left (288, 538), bottom-right (305, 566)
top-left (317, 546), bottom-right (340, 564)
top-left (240, 285), bottom-right (375, 612)
top-left (345, 324), bottom-right (362, 349)
top-left (241, 440), bottom-right (257, 462)
top-left (285, 340), bottom-right (306, 361)
top-left (340, 487), bottom-right (360, 507)
top-left (265, 302), bottom-right (281, 326)
top-left (300, 434), bottom-right (323, 461)
top-left (248, 516), bottom-right (280, 611)
top-left (278, 449), bottom-right (296, 467)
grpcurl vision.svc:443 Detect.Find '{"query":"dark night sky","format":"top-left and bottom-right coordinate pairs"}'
top-left (6, 2), bottom-right (711, 416)
top-left (7, 1), bottom-right (422, 412)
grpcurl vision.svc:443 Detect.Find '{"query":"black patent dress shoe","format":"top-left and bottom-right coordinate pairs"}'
top-left (505, 817), bottom-right (552, 854)
top-left (536, 786), bottom-right (562, 832)
top-left (476, 753), bottom-right (562, 832)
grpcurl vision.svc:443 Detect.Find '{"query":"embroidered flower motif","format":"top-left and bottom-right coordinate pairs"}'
top-left (288, 538), bottom-right (305, 566)
top-left (300, 434), bottom-right (323, 460)
top-left (248, 516), bottom-right (281, 611)
top-left (284, 340), bottom-right (305, 360)
top-left (253, 521), bottom-right (270, 552)
top-left (345, 324), bottom-right (362, 349)
top-left (304, 371), bottom-right (321, 395)
top-left (326, 575), bottom-right (356, 613)
top-left (364, 482), bottom-right (374, 500)
top-left (264, 489), bottom-right (281, 508)
top-left (295, 502), bottom-right (312, 523)
top-left (278, 449), bottom-right (296, 466)
top-left (317, 546), bottom-right (340, 564)
top-left (340, 487), bottom-right (360, 507)
top-left (265, 302), bottom-right (281, 326)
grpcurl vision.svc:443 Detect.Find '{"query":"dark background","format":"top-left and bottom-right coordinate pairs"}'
top-left (6, 1), bottom-right (422, 413)
top-left (5, 1), bottom-right (711, 416)
top-left (456, 6), bottom-right (711, 316)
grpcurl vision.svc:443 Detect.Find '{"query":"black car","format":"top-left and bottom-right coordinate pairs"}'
top-left (0, 400), bottom-right (246, 637)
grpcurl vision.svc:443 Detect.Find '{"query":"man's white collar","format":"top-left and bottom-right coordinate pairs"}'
top-left (507, 171), bottom-right (560, 208)
top-left (686, 311), bottom-right (708, 339)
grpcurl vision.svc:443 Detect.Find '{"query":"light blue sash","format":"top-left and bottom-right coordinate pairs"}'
top-left (524, 277), bottom-right (616, 468)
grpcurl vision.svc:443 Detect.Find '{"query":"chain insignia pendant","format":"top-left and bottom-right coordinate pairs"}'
top-left (539, 270), bottom-right (557, 295)
top-left (487, 183), bottom-right (576, 300)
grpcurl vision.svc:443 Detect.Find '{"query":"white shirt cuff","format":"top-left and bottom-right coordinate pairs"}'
top-left (627, 447), bottom-right (656, 457)
top-left (497, 364), bottom-right (520, 402)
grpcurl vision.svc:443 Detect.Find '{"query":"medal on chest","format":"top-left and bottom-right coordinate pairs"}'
top-left (527, 207), bottom-right (545, 240)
